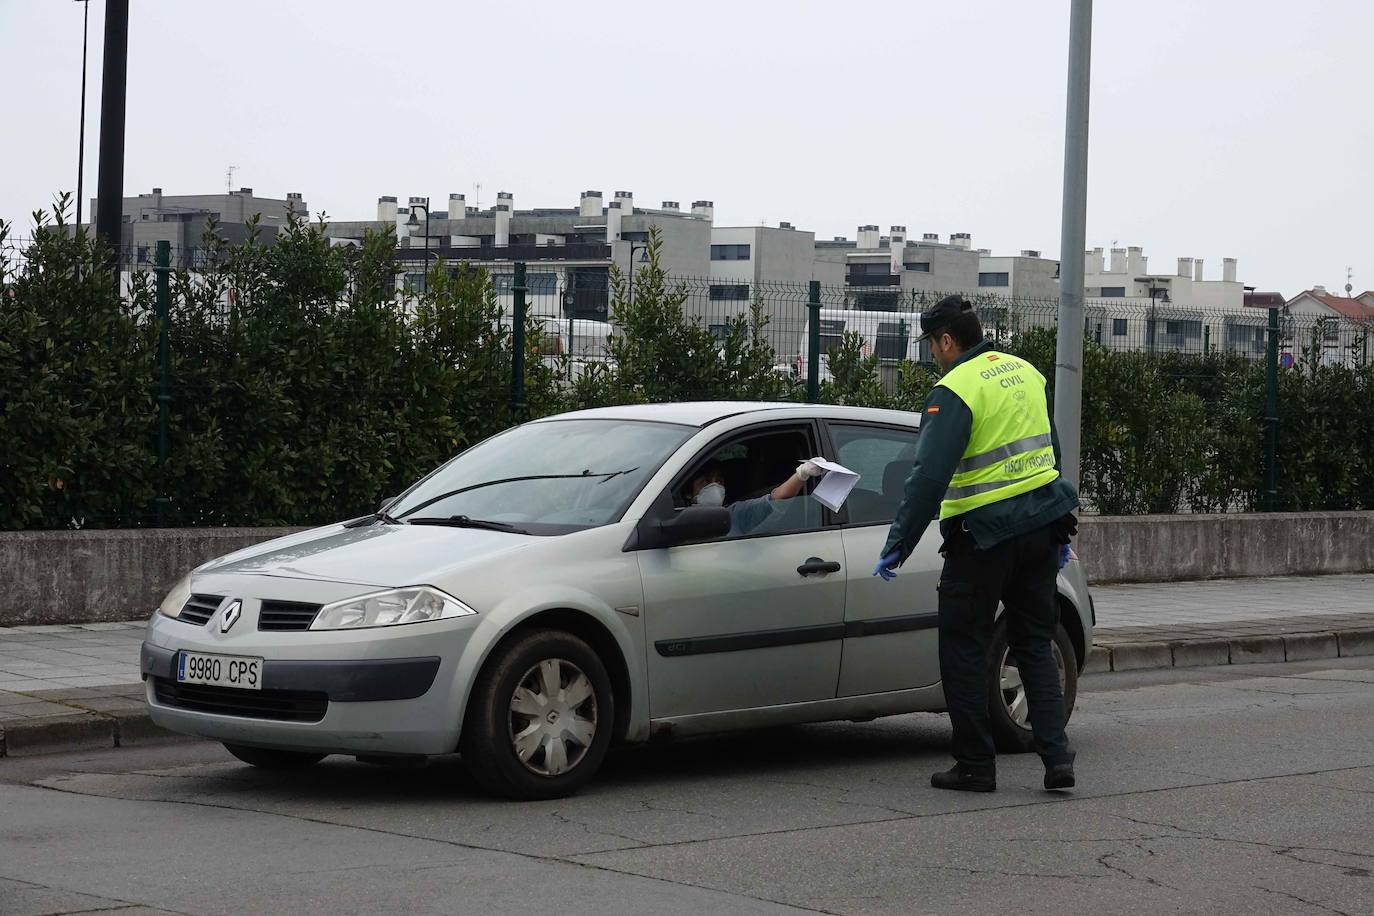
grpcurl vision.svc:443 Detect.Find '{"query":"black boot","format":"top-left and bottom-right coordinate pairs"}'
top-left (931, 764), bottom-right (996, 793)
top-left (1044, 762), bottom-right (1076, 791)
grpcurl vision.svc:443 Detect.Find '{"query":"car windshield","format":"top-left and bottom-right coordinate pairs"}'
top-left (389, 419), bottom-right (694, 534)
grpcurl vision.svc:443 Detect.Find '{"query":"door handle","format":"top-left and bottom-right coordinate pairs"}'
top-left (797, 557), bottom-right (842, 577)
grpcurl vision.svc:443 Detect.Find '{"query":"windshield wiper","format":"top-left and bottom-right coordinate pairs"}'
top-left (399, 470), bottom-right (640, 517)
top-left (407, 515), bottom-right (532, 535)
top-left (375, 509), bottom-right (405, 525)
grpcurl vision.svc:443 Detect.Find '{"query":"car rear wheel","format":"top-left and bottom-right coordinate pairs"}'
top-left (223, 743), bottom-right (326, 769)
top-left (461, 629), bottom-right (614, 800)
top-left (987, 619), bottom-right (1078, 754)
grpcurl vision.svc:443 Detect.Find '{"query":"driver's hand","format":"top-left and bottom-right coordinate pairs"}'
top-left (796, 457), bottom-right (827, 480)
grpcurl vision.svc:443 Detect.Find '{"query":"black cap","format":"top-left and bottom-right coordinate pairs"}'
top-left (916, 294), bottom-right (974, 341)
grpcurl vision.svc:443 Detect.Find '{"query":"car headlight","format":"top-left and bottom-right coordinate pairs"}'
top-left (157, 573), bottom-right (193, 619)
top-left (310, 586), bottom-right (476, 631)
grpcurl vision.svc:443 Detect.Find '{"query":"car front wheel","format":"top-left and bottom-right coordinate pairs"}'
top-left (460, 629), bottom-right (614, 800)
top-left (223, 743), bottom-right (325, 769)
top-left (987, 619), bottom-right (1078, 754)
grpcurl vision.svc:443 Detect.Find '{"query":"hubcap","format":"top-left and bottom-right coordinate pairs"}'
top-left (998, 643), bottom-right (1066, 729)
top-left (508, 658), bottom-right (597, 777)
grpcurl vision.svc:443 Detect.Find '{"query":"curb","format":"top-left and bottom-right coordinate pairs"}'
top-left (0, 705), bottom-right (185, 759)
top-left (1091, 628), bottom-right (1374, 675)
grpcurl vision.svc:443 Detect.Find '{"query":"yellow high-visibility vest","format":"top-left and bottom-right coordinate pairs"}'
top-left (936, 349), bottom-right (1059, 519)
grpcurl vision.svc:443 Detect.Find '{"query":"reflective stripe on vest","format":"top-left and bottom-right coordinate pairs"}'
top-left (935, 349), bottom-right (1058, 520)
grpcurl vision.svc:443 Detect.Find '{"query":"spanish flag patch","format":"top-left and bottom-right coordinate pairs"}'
top-left (927, 406), bottom-right (941, 414)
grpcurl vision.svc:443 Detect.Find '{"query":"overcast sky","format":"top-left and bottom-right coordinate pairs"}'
top-left (3, 0), bottom-right (1370, 295)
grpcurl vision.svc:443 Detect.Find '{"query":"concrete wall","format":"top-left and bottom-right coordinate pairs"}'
top-left (0, 528), bottom-right (305, 627)
top-left (3, 512), bottom-right (1372, 625)
top-left (1077, 512), bottom-right (1374, 585)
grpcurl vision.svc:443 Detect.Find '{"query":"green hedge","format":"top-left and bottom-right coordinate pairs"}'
top-left (2, 209), bottom-right (1371, 529)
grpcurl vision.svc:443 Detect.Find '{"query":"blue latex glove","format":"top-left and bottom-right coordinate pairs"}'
top-left (1058, 544), bottom-right (1071, 570)
top-left (873, 549), bottom-right (901, 581)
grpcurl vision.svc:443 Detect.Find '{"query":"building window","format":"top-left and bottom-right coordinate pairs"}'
top-left (978, 272), bottom-right (1010, 287)
top-left (710, 244), bottom-right (751, 261)
top-left (709, 284), bottom-right (750, 301)
top-left (903, 261), bottom-right (931, 272)
top-left (849, 263), bottom-right (892, 276)
top-left (136, 246), bottom-right (150, 264)
top-left (1100, 286), bottom-right (1126, 297)
top-left (1112, 318), bottom-right (1128, 337)
top-left (1164, 320), bottom-right (1202, 338)
top-left (708, 324), bottom-right (730, 343)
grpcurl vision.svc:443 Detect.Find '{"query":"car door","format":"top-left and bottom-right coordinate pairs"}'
top-left (827, 420), bottom-right (944, 696)
top-left (637, 421), bottom-right (847, 720)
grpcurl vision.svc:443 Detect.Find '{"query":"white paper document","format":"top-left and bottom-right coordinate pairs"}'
top-left (809, 458), bottom-right (861, 512)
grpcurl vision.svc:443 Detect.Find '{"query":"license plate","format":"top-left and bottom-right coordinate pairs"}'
top-left (177, 651), bottom-right (264, 690)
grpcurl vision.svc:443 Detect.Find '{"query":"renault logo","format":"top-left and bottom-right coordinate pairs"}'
top-left (220, 599), bottom-right (243, 634)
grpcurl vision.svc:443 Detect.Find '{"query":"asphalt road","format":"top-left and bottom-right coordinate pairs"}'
top-left (3, 658), bottom-right (1372, 916)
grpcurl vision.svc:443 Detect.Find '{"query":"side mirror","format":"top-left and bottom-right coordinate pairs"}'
top-left (637, 506), bottom-right (731, 549)
top-left (378, 496), bottom-right (398, 513)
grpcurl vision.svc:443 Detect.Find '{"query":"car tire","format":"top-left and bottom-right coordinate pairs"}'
top-left (987, 618), bottom-right (1078, 754)
top-left (461, 629), bottom-right (614, 800)
top-left (223, 743), bottom-right (326, 769)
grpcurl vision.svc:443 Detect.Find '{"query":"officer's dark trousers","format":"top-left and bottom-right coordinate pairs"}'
top-left (937, 521), bottom-right (1073, 773)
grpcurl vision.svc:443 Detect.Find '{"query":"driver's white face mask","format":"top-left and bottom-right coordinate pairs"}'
top-left (694, 482), bottom-right (726, 507)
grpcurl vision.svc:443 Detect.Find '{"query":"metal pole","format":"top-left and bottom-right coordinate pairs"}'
top-left (806, 280), bottom-right (821, 402)
top-left (154, 241), bottom-right (172, 526)
top-left (512, 261), bottom-right (527, 420)
top-left (94, 0), bottom-right (129, 259)
top-left (1203, 323), bottom-right (1210, 356)
top-left (75, 0), bottom-right (90, 229)
top-left (423, 206), bottom-right (430, 293)
top-left (1264, 306), bottom-right (1279, 511)
top-left (1052, 0), bottom-right (1093, 491)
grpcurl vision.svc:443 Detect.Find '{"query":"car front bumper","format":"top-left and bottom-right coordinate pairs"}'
top-left (142, 600), bottom-right (480, 756)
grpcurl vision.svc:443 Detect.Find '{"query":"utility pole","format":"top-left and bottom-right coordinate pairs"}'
top-left (1052, 0), bottom-right (1093, 490)
top-left (74, 0), bottom-right (91, 228)
top-left (94, 0), bottom-right (130, 260)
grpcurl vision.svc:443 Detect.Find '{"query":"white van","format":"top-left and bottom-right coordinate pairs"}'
top-left (795, 308), bottom-right (923, 382)
top-left (533, 316), bottom-right (616, 379)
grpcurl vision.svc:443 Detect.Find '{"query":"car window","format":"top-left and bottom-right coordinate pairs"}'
top-left (390, 419), bottom-right (694, 533)
top-left (828, 423), bottom-right (920, 525)
top-left (672, 425), bottom-right (826, 540)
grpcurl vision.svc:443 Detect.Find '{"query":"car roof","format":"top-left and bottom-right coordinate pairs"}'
top-left (531, 401), bottom-right (922, 429)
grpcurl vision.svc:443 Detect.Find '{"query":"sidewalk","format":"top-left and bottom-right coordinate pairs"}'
top-left (2, 575), bottom-right (1372, 757)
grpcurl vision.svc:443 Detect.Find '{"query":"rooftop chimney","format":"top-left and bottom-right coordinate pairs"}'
top-left (448, 193), bottom-right (465, 219)
top-left (1127, 246), bottom-right (1145, 276)
top-left (857, 224), bottom-right (880, 248)
top-left (890, 226), bottom-right (907, 273)
top-left (606, 200), bottom-right (623, 242)
top-left (922, 232), bottom-right (939, 243)
top-left (950, 232), bottom-right (972, 250)
top-left (377, 196), bottom-right (398, 223)
top-left (1223, 257), bottom-right (1237, 283)
top-left (1313, 284), bottom-right (1327, 295)
top-left (1177, 256), bottom-right (1193, 279)
top-left (152, 187), bottom-right (162, 195)
top-left (579, 190), bottom-right (602, 218)
top-left (1021, 249), bottom-right (1041, 258)
top-left (1110, 247), bottom-right (1127, 273)
top-left (1086, 247), bottom-right (1104, 274)
top-left (779, 221), bottom-right (793, 230)
top-left (661, 200), bottom-right (680, 211)
top-left (495, 202), bottom-right (511, 247)
top-left (833, 236), bottom-right (847, 242)
top-left (613, 190), bottom-right (633, 214)
top-left (496, 191), bottom-right (513, 212)
top-left (691, 200), bottom-right (714, 222)
top-left (1194, 258), bottom-right (1205, 281)
top-left (239, 187), bottom-right (252, 195)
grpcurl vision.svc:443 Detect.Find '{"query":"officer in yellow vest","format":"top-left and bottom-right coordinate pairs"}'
top-left (873, 295), bottom-right (1080, 793)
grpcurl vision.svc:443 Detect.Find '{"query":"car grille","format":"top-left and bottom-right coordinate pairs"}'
top-left (257, 600), bottom-right (323, 631)
top-left (152, 677), bottom-right (328, 723)
top-left (178, 594), bottom-right (223, 626)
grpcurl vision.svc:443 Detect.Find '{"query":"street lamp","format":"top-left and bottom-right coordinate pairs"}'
top-left (406, 198), bottom-right (431, 293)
top-left (626, 240), bottom-right (650, 306)
top-left (74, 0), bottom-right (91, 229)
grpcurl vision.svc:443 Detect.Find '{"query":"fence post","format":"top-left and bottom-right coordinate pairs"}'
top-left (1264, 306), bottom-right (1279, 511)
top-left (511, 261), bottom-right (527, 421)
top-left (806, 280), bottom-right (821, 402)
top-left (1203, 324), bottom-right (1210, 356)
top-left (153, 240), bottom-right (172, 526)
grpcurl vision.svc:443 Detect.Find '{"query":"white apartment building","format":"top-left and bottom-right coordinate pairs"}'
top-left (706, 222), bottom-right (829, 357)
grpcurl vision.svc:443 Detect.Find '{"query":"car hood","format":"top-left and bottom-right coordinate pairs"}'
top-left (198, 521), bottom-right (533, 587)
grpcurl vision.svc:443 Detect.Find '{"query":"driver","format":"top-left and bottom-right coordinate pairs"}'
top-left (686, 457), bottom-right (828, 536)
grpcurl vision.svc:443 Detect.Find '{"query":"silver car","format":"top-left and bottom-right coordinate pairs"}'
top-left (144, 402), bottom-right (1094, 799)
